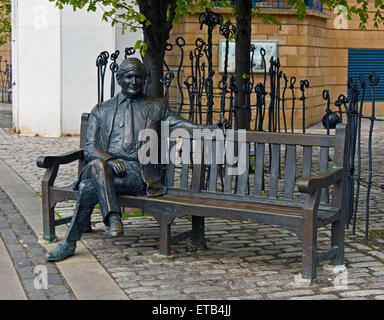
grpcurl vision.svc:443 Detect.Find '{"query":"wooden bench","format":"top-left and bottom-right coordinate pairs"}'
top-left (36, 113), bottom-right (349, 282)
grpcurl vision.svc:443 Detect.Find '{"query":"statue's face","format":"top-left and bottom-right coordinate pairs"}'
top-left (119, 67), bottom-right (145, 97)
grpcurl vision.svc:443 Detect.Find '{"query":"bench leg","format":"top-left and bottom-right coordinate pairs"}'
top-left (331, 219), bottom-right (345, 265)
top-left (42, 201), bottom-right (57, 242)
top-left (192, 216), bottom-right (207, 249)
top-left (302, 191), bottom-right (321, 281)
top-left (159, 215), bottom-right (173, 256)
top-left (302, 226), bottom-right (317, 281)
top-left (331, 179), bottom-right (346, 266)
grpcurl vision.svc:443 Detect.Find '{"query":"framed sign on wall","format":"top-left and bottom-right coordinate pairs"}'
top-left (219, 39), bottom-right (278, 73)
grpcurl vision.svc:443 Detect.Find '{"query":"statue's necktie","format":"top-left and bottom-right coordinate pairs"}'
top-left (123, 98), bottom-right (135, 150)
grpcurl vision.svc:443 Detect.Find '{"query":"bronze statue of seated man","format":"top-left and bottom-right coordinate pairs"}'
top-left (45, 57), bottom-right (225, 262)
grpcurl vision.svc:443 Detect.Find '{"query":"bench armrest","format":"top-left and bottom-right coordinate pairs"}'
top-left (36, 149), bottom-right (84, 168)
top-left (298, 167), bottom-right (345, 194)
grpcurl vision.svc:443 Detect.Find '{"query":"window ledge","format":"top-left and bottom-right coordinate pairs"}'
top-left (211, 7), bottom-right (332, 20)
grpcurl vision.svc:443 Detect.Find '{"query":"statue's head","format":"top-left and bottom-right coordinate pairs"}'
top-left (116, 58), bottom-right (146, 97)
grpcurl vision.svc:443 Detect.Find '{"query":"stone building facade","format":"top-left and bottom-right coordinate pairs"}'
top-left (165, 2), bottom-right (384, 129)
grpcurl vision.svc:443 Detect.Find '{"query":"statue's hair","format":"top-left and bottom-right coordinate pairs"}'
top-left (116, 58), bottom-right (146, 82)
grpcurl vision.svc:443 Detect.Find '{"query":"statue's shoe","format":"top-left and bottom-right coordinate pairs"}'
top-left (45, 242), bottom-right (76, 262)
top-left (108, 215), bottom-right (124, 237)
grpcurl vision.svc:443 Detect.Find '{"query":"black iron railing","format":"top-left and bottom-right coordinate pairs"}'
top-left (0, 57), bottom-right (12, 103)
top-left (95, 8), bottom-right (381, 238)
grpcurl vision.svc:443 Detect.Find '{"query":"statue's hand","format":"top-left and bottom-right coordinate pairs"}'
top-left (107, 159), bottom-right (127, 177)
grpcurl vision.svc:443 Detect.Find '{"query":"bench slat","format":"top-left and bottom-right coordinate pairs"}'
top-left (223, 161), bottom-right (233, 194)
top-left (166, 140), bottom-right (176, 188)
top-left (301, 145), bottom-right (313, 200)
top-left (166, 187), bottom-right (340, 213)
top-left (244, 131), bottom-right (335, 147)
top-left (180, 163), bottom-right (189, 189)
top-left (191, 140), bottom-right (205, 192)
top-left (180, 140), bottom-right (190, 189)
top-left (208, 140), bottom-right (218, 192)
top-left (320, 146), bottom-right (329, 203)
top-left (284, 145), bottom-right (296, 200)
top-left (238, 142), bottom-right (250, 196)
top-left (269, 144), bottom-right (281, 198)
top-left (253, 143), bottom-right (265, 197)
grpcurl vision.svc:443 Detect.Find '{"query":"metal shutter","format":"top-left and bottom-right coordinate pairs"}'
top-left (348, 49), bottom-right (384, 101)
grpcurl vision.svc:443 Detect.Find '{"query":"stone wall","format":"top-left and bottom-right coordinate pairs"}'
top-left (165, 2), bottom-right (384, 129)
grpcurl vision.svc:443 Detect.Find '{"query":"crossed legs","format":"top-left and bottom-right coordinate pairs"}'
top-left (45, 158), bottom-right (145, 261)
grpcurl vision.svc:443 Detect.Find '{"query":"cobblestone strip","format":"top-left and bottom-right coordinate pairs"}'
top-left (0, 188), bottom-right (75, 300)
top-left (0, 118), bottom-right (384, 300)
top-left (80, 216), bottom-right (384, 300)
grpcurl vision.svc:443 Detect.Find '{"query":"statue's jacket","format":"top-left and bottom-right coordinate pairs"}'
top-left (79, 92), bottom-right (216, 193)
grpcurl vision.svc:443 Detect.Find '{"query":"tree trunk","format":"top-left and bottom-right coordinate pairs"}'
top-left (142, 34), bottom-right (166, 98)
top-left (235, 0), bottom-right (252, 129)
top-left (138, 0), bottom-right (177, 98)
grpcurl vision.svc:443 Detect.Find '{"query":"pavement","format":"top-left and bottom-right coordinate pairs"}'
top-left (0, 102), bottom-right (384, 301)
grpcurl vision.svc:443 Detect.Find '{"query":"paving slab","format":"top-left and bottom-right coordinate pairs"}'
top-left (0, 158), bottom-right (127, 300)
top-left (0, 237), bottom-right (27, 300)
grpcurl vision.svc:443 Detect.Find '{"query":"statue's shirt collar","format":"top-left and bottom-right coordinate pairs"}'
top-left (117, 92), bottom-right (144, 106)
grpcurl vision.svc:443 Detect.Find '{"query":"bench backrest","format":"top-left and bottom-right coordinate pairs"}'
top-left (79, 112), bottom-right (348, 204)
top-left (165, 125), bottom-right (348, 205)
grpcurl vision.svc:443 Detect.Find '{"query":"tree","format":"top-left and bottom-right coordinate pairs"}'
top-left (49, 0), bottom-right (384, 124)
top-left (235, 0), bottom-right (251, 129)
top-left (49, 0), bottom-right (234, 97)
top-left (0, 0), bottom-right (11, 47)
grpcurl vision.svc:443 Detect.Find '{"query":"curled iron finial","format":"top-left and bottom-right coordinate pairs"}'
top-left (348, 76), bottom-right (358, 90)
top-left (110, 50), bottom-right (120, 73)
top-left (110, 50), bottom-right (119, 62)
top-left (335, 94), bottom-right (349, 107)
top-left (160, 71), bottom-right (174, 88)
top-left (176, 37), bottom-right (186, 47)
top-left (229, 75), bottom-right (238, 94)
top-left (335, 94), bottom-right (349, 114)
top-left (322, 89), bottom-right (340, 131)
top-left (368, 72), bottom-right (379, 86)
top-left (96, 51), bottom-right (109, 67)
top-left (275, 57), bottom-right (281, 69)
top-left (255, 83), bottom-right (266, 96)
top-left (289, 76), bottom-right (296, 89)
top-left (219, 21), bottom-right (236, 39)
top-left (195, 37), bottom-right (206, 49)
top-left (300, 79), bottom-right (309, 91)
top-left (322, 89), bottom-right (330, 101)
top-left (124, 47), bottom-right (136, 59)
top-left (218, 76), bottom-right (228, 93)
top-left (283, 73), bottom-right (288, 83)
top-left (199, 8), bottom-right (223, 30)
top-left (184, 75), bottom-right (195, 89)
top-left (194, 38), bottom-right (206, 59)
top-left (165, 42), bottom-right (173, 52)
